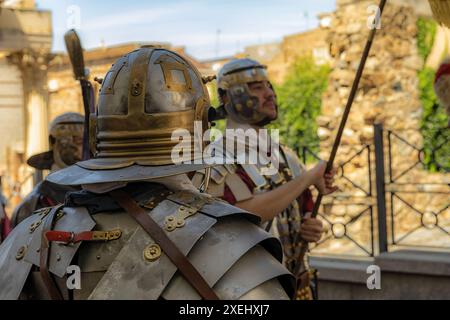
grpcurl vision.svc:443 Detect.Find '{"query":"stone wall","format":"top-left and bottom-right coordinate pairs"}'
top-left (310, 250), bottom-right (450, 299)
top-left (314, 0), bottom-right (449, 255)
top-left (237, 28), bottom-right (331, 84)
top-left (320, 1), bottom-right (422, 147)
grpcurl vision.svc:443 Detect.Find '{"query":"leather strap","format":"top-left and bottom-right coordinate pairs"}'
top-left (45, 229), bottom-right (121, 244)
top-left (109, 189), bottom-right (219, 300)
top-left (40, 204), bottom-right (65, 300)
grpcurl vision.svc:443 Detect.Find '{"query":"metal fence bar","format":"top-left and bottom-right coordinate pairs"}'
top-left (390, 192), bottom-right (395, 245)
top-left (374, 124), bottom-right (388, 254)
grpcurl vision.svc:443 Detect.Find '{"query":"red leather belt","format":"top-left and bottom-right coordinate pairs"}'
top-left (45, 229), bottom-right (122, 244)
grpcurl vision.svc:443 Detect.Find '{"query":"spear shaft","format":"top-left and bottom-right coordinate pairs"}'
top-left (294, 0), bottom-right (387, 276)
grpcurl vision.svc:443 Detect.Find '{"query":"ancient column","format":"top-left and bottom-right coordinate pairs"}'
top-left (8, 49), bottom-right (53, 160)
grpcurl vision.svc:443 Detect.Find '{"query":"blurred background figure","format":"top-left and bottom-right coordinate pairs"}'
top-left (10, 112), bottom-right (84, 227)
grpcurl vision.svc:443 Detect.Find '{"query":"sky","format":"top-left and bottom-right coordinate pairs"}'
top-left (35, 0), bottom-right (336, 61)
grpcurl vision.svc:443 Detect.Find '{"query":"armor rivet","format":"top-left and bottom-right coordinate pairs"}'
top-left (56, 254), bottom-right (61, 262)
top-left (176, 220), bottom-right (184, 226)
top-left (96, 255), bottom-right (101, 260)
top-left (167, 216), bottom-right (175, 222)
top-left (29, 220), bottom-right (42, 233)
top-left (56, 211), bottom-right (64, 220)
top-left (246, 100), bottom-right (253, 107)
top-left (143, 244), bottom-right (161, 262)
top-left (16, 246), bottom-right (27, 260)
top-left (131, 80), bottom-right (142, 96)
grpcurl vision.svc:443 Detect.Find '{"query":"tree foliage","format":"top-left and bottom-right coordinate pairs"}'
top-left (417, 18), bottom-right (437, 61)
top-left (418, 68), bottom-right (450, 172)
top-left (270, 56), bottom-right (330, 162)
top-left (206, 81), bottom-right (226, 134)
top-left (417, 18), bottom-right (449, 172)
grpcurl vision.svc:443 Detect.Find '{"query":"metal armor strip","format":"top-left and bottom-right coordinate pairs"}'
top-left (213, 245), bottom-right (295, 299)
top-left (239, 278), bottom-right (290, 300)
top-left (0, 214), bottom-right (37, 299)
top-left (24, 207), bottom-right (96, 277)
top-left (161, 218), bottom-right (281, 299)
top-left (88, 198), bottom-right (216, 299)
top-left (109, 189), bottom-right (219, 300)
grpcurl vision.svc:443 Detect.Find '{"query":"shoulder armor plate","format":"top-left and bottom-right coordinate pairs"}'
top-left (161, 218), bottom-right (284, 299)
top-left (0, 213), bottom-right (38, 299)
top-left (78, 211), bottom-right (140, 273)
top-left (88, 198), bottom-right (216, 299)
top-left (24, 206), bottom-right (95, 278)
top-left (281, 145), bottom-right (305, 178)
top-left (212, 245), bottom-right (294, 299)
top-left (239, 278), bottom-right (290, 300)
top-left (241, 164), bottom-right (269, 190)
top-left (167, 190), bottom-right (260, 224)
top-left (224, 173), bottom-right (253, 202)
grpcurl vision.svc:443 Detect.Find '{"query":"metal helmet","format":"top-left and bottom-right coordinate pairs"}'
top-left (27, 112), bottom-right (84, 170)
top-left (47, 47), bottom-right (211, 186)
top-left (217, 58), bottom-right (275, 125)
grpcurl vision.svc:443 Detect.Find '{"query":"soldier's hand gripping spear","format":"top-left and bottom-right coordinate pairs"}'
top-left (64, 29), bottom-right (94, 161)
top-left (293, 0), bottom-right (388, 278)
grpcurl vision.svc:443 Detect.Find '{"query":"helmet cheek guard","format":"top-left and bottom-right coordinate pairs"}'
top-left (224, 84), bottom-right (265, 124)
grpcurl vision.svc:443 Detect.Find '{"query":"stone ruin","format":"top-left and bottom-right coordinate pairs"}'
top-left (312, 0), bottom-right (449, 255)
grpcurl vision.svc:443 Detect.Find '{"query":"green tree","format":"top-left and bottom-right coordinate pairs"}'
top-left (417, 18), bottom-right (437, 61)
top-left (418, 68), bottom-right (450, 171)
top-left (417, 18), bottom-right (449, 172)
top-left (206, 80), bottom-right (226, 139)
top-left (270, 56), bottom-right (330, 162)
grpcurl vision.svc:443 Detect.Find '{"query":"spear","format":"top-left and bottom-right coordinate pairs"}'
top-left (64, 29), bottom-right (93, 160)
top-left (293, 0), bottom-right (388, 277)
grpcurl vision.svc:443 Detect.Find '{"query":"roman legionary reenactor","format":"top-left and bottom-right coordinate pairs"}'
top-left (10, 112), bottom-right (84, 227)
top-left (192, 58), bottom-right (337, 299)
top-left (0, 47), bottom-right (295, 300)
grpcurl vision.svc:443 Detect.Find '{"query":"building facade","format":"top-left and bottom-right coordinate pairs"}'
top-left (0, 0), bottom-right (52, 209)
